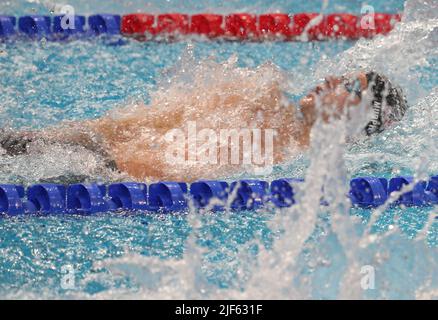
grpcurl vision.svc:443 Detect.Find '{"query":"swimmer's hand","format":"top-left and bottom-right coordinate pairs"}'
top-left (0, 129), bottom-right (34, 156)
top-left (0, 126), bottom-right (118, 171)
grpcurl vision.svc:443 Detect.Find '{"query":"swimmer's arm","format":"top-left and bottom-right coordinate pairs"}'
top-left (30, 120), bottom-right (110, 156)
top-left (25, 104), bottom-right (156, 153)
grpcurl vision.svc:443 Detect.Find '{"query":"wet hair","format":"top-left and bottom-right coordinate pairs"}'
top-left (364, 71), bottom-right (409, 136)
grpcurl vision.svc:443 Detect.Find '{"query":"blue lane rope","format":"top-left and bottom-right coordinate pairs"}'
top-left (0, 176), bottom-right (437, 215)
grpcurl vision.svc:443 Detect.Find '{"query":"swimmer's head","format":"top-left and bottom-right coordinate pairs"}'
top-left (299, 71), bottom-right (409, 135)
top-left (363, 71), bottom-right (409, 135)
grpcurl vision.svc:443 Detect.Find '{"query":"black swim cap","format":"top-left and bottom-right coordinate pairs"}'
top-left (364, 71), bottom-right (409, 136)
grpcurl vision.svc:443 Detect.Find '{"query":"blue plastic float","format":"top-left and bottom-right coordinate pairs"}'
top-left (148, 182), bottom-right (188, 212)
top-left (66, 183), bottom-right (108, 214)
top-left (190, 180), bottom-right (229, 210)
top-left (229, 180), bottom-right (269, 210)
top-left (18, 15), bottom-right (51, 37)
top-left (88, 14), bottom-right (121, 35)
top-left (0, 15), bottom-right (16, 37)
top-left (108, 182), bottom-right (148, 211)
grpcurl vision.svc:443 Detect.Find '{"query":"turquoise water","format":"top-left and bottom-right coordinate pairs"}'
top-left (0, 0), bottom-right (437, 299)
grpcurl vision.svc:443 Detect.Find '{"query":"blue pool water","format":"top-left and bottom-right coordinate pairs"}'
top-left (0, 0), bottom-right (437, 299)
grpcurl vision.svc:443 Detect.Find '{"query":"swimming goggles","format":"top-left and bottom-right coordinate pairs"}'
top-left (342, 77), bottom-right (362, 98)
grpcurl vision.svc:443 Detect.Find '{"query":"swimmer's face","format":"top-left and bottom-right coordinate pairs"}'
top-left (300, 72), bottom-right (368, 123)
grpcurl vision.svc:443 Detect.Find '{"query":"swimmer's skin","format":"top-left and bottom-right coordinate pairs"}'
top-left (2, 72), bottom-right (368, 181)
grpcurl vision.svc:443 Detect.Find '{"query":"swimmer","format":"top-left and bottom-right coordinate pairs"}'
top-left (0, 71), bottom-right (408, 181)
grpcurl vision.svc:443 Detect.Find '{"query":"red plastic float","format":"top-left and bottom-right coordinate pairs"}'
top-left (156, 13), bottom-right (190, 36)
top-left (258, 13), bottom-right (291, 39)
top-left (225, 13), bottom-right (258, 39)
top-left (290, 13), bottom-right (322, 40)
top-left (190, 14), bottom-right (224, 38)
top-left (121, 13), bottom-right (155, 35)
top-left (323, 13), bottom-right (359, 39)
